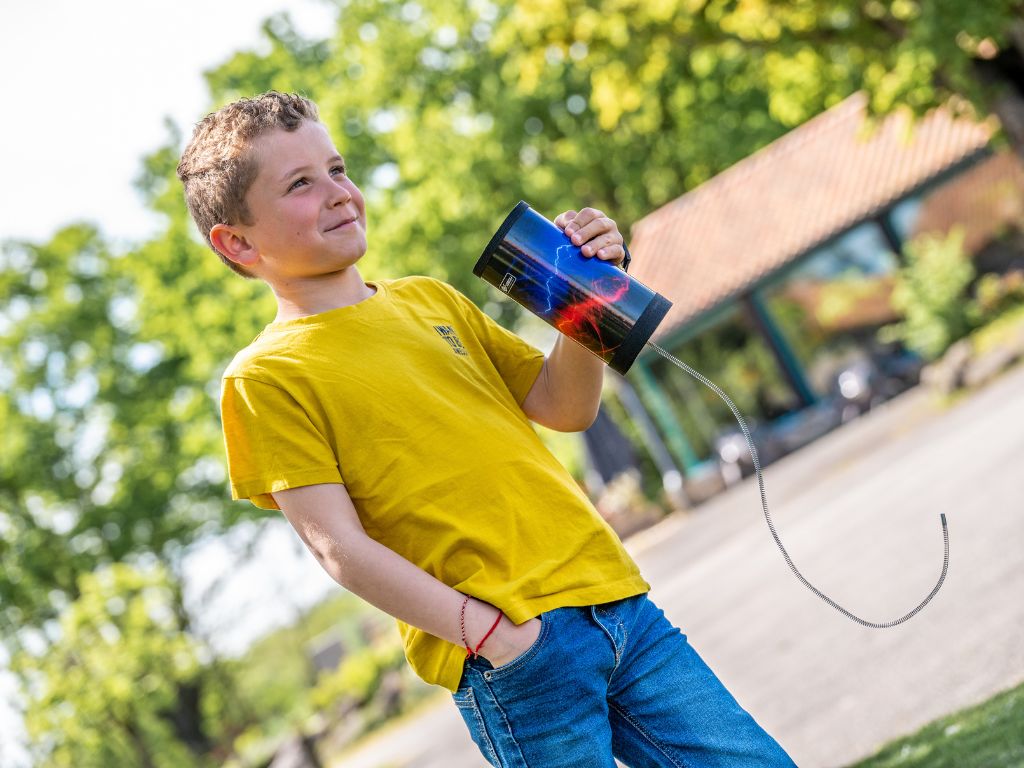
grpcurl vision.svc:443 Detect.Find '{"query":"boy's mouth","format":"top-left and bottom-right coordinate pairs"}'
top-left (325, 216), bottom-right (357, 232)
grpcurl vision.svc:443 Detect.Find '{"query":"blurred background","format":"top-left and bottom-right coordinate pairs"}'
top-left (2, 1), bottom-right (1023, 767)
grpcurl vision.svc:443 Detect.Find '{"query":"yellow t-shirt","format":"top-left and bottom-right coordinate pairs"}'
top-left (220, 275), bottom-right (649, 690)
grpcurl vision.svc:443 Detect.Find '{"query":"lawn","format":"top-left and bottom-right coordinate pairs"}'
top-left (848, 680), bottom-right (1024, 768)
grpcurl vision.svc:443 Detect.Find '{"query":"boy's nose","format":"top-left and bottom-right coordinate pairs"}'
top-left (326, 178), bottom-right (352, 205)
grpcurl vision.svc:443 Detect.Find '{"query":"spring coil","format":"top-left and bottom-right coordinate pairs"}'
top-left (646, 341), bottom-right (949, 629)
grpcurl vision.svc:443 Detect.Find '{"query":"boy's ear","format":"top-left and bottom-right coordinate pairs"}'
top-left (210, 223), bottom-right (260, 269)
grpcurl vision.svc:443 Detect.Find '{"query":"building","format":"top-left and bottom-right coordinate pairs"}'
top-left (618, 92), bottom-right (1024, 503)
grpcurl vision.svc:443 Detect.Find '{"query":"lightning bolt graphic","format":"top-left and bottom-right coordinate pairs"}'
top-left (541, 243), bottom-right (574, 314)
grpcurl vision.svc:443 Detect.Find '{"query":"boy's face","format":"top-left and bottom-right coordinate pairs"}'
top-left (231, 120), bottom-right (367, 281)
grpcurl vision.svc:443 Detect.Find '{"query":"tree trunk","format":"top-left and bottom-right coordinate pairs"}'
top-left (160, 679), bottom-right (215, 756)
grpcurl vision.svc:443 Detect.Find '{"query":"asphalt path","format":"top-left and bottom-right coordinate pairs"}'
top-left (335, 363), bottom-right (1024, 768)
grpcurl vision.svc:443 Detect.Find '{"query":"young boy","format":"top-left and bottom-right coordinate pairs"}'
top-left (177, 91), bottom-right (794, 767)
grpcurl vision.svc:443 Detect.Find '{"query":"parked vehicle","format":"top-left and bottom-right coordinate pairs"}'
top-left (714, 347), bottom-right (923, 485)
top-left (714, 402), bottom-right (837, 485)
top-left (829, 347), bottom-right (924, 422)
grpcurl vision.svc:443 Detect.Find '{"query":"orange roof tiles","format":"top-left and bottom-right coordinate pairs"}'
top-left (628, 92), bottom-right (998, 340)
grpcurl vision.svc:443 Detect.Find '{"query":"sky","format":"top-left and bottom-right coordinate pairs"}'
top-left (0, 1), bottom-right (345, 763)
top-left (0, 0), bottom-right (337, 246)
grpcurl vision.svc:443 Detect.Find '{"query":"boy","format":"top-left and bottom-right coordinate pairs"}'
top-left (177, 91), bottom-right (794, 767)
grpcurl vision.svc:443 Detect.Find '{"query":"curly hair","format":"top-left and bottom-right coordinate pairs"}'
top-left (177, 92), bottom-right (320, 277)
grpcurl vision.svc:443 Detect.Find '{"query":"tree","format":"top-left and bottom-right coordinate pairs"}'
top-left (880, 228), bottom-right (977, 359)
top-left (191, 1), bottom-right (1022, 317)
top-left (0, 217), bottom-right (271, 618)
top-left (12, 563), bottom-right (218, 767)
top-left (0, 165), bottom-right (272, 761)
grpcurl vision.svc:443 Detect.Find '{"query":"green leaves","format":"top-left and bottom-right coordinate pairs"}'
top-left (0, 217), bottom-right (272, 635)
top-left (881, 228), bottom-right (976, 360)
top-left (12, 563), bottom-right (211, 768)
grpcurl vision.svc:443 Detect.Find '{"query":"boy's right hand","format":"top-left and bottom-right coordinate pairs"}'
top-left (471, 603), bottom-right (542, 668)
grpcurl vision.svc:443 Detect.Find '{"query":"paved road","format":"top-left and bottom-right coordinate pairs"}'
top-left (334, 364), bottom-right (1024, 768)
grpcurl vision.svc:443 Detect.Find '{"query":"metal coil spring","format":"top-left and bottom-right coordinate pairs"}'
top-left (646, 341), bottom-right (949, 629)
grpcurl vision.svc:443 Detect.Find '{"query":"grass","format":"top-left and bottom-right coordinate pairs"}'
top-left (847, 680), bottom-right (1024, 768)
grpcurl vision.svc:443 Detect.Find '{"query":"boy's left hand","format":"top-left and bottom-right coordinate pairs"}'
top-left (555, 207), bottom-right (627, 268)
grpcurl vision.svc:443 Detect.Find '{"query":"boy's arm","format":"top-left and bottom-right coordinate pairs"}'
top-left (273, 482), bottom-right (540, 666)
top-left (522, 335), bottom-right (605, 431)
top-left (521, 207), bottom-right (628, 432)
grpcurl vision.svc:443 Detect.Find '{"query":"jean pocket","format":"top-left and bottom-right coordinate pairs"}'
top-left (478, 611), bottom-right (553, 681)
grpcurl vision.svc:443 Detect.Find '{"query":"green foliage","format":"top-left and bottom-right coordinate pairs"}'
top-left (816, 275), bottom-right (894, 330)
top-left (0, 213), bottom-right (272, 762)
top-left (879, 229), bottom-right (976, 360)
top-left (224, 595), bottom-right (427, 761)
top-left (310, 641), bottom-right (406, 710)
top-left (971, 269), bottom-right (1024, 322)
top-left (183, 0), bottom-right (1023, 321)
top-left (12, 563), bottom-right (214, 768)
top-left (0, 217), bottom-right (274, 640)
top-left (968, 301), bottom-right (1024, 357)
top-left (228, 592), bottom-right (389, 732)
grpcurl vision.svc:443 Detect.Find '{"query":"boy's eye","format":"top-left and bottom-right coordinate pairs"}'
top-left (330, 164), bottom-right (347, 176)
top-left (287, 177), bottom-right (309, 192)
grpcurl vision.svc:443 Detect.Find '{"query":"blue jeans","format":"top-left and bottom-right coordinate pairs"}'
top-left (453, 594), bottom-right (795, 767)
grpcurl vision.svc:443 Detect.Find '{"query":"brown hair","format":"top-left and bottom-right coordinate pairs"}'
top-left (176, 91), bottom-right (320, 277)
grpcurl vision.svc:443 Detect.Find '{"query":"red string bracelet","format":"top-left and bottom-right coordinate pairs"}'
top-left (459, 595), bottom-right (504, 659)
top-left (470, 610), bottom-right (504, 659)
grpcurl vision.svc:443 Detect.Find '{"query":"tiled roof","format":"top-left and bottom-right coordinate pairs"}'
top-left (628, 92), bottom-right (997, 340)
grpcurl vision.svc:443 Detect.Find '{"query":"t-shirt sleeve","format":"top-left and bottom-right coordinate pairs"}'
top-left (440, 281), bottom-right (546, 405)
top-left (221, 375), bottom-right (344, 510)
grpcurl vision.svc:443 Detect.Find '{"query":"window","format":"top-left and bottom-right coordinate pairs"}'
top-left (760, 222), bottom-right (901, 397)
top-left (888, 195), bottom-right (924, 245)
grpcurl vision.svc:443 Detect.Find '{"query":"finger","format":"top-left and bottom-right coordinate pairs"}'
top-left (554, 210), bottom-right (578, 230)
top-left (563, 207), bottom-right (603, 238)
top-left (580, 232), bottom-right (624, 259)
top-left (594, 244), bottom-right (627, 264)
top-left (569, 216), bottom-right (616, 248)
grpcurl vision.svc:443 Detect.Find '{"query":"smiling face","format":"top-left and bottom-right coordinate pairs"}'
top-left (230, 120), bottom-right (368, 282)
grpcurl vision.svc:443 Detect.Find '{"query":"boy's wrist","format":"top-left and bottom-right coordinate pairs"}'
top-left (463, 597), bottom-right (501, 652)
top-left (463, 598), bottom-right (541, 667)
